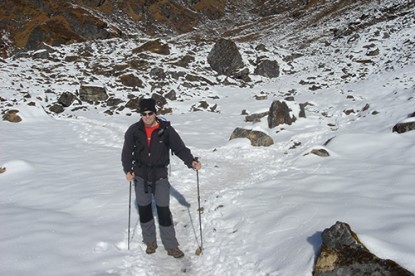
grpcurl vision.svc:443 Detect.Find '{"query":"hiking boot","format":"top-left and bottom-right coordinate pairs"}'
top-left (145, 241), bottom-right (157, 254)
top-left (167, 247), bottom-right (184, 258)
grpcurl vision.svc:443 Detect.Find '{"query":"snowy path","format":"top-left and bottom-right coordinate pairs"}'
top-left (62, 115), bottom-right (298, 275)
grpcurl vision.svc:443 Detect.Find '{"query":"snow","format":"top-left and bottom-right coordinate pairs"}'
top-left (1, 63), bottom-right (415, 275)
top-left (1, 2), bottom-right (415, 274)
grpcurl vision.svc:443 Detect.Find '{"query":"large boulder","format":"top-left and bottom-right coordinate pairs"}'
top-left (207, 38), bottom-right (244, 76)
top-left (313, 221), bottom-right (413, 276)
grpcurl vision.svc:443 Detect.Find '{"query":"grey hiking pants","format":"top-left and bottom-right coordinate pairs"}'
top-left (134, 176), bottom-right (179, 250)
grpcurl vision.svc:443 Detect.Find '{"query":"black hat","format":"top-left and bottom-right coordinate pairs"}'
top-left (139, 98), bottom-right (157, 113)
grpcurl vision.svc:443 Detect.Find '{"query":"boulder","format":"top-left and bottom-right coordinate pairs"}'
top-left (49, 103), bottom-right (65, 114)
top-left (268, 100), bottom-right (295, 128)
top-left (79, 85), bottom-right (108, 102)
top-left (150, 67), bottom-right (167, 80)
top-left (132, 39), bottom-right (170, 55)
top-left (245, 111), bottom-right (269, 123)
top-left (125, 97), bottom-right (141, 111)
top-left (393, 121), bottom-right (415, 133)
top-left (58, 92), bottom-right (75, 107)
top-left (207, 38), bottom-right (244, 76)
top-left (310, 148), bottom-right (330, 157)
top-left (229, 128), bottom-right (274, 147)
top-left (313, 221), bottom-right (413, 276)
top-left (119, 74), bottom-right (143, 88)
top-left (2, 109), bottom-right (22, 123)
top-left (254, 60), bottom-right (280, 78)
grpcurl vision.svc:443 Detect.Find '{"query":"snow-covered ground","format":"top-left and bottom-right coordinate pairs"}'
top-left (1, 63), bottom-right (415, 275)
top-left (1, 1), bottom-right (415, 275)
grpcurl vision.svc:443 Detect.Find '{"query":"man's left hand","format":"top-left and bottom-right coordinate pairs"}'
top-left (192, 160), bottom-right (201, 171)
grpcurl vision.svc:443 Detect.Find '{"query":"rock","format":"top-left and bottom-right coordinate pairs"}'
top-left (49, 103), bottom-right (65, 114)
top-left (106, 97), bottom-right (124, 106)
top-left (125, 97), bottom-right (141, 111)
top-left (254, 60), bottom-right (280, 78)
top-left (79, 85), bottom-right (108, 102)
top-left (229, 128), bottom-right (274, 147)
top-left (268, 100), bottom-right (295, 128)
top-left (245, 111), bottom-right (269, 123)
top-left (193, 0), bottom-right (225, 20)
top-left (310, 148), bottom-right (330, 157)
top-left (132, 39), bottom-right (170, 55)
top-left (119, 74), bottom-right (143, 88)
top-left (58, 92), bottom-right (75, 107)
top-left (299, 103), bottom-right (306, 118)
top-left (151, 93), bottom-right (167, 108)
top-left (32, 49), bottom-right (50, 59)
top-left (233, 68), bottom-right (251, 82)
top-left (24, 5), bottom-right (118, 50)
top-left (393, 119), bottom-right (415, 133)
top-left (164, 90), bottom-right (177, 101)
top-left (313, 221), bottom-right (413, 276)
top-left (2, 109), bottom-right (22, 123)
top-left (190, 101), bottom-right (218, 113)
top-left (207, 38), bottom-right (244, 76)
top-left (171, 54), bottom-right (195, 68)
top-left (367, 48), bottom-right (380, 56)
top-left (150, 67), bottom-right (166, 80)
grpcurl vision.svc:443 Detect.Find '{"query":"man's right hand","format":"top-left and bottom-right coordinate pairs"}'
top-left (126, 172), bottom-right (135, 182)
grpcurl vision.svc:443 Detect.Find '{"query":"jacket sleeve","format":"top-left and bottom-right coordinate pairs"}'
top-left (121, 125), bottom-right (136, 174)
top-left (168, 126), bottom-right (194, 168)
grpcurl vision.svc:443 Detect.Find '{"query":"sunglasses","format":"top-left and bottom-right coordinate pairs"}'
top-left (141, 111), bottom-right (155, 117)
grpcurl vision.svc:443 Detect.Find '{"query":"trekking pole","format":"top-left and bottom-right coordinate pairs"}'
top-left (195, 159), bottom-right (203, 256)
top-left (128, 180), bottom-right (132, 250)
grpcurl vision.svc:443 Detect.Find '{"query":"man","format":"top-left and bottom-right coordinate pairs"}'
top-left (121, 98), bottom-right (201, 258)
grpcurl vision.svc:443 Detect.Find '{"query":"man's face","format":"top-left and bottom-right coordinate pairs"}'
top-left (141, 111), bottom-right (156, 126)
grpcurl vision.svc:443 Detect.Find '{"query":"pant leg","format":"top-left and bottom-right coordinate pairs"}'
top-left (154, 178), bottom-right (179, 250)
top-left (134, 177), bottom-right (156, 245)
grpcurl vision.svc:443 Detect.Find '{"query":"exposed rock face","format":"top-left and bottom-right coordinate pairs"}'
top-left (229, 127), bottom-right (273, 147)
top-left (268, 100), bottom-right (295, 128)
top-left (314, 221), bottom-right (413, 276)
top-left (207, 38), bottom-right (244, 76)
top-left (0, 0), bottom-right (121, 51)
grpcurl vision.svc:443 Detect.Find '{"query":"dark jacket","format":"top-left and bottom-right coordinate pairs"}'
top-left (121, 118), bottom-right (194, 180)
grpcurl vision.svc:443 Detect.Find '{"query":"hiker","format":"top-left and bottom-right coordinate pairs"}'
top-left (121, 98), bottom-right (201, 258)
